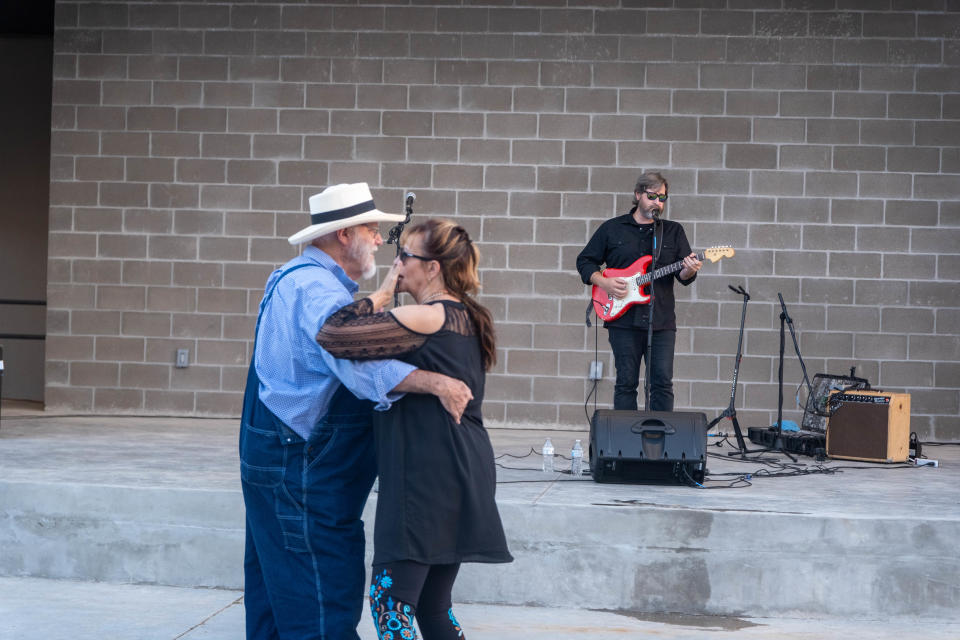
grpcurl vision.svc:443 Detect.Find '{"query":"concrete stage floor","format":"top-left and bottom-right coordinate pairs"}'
top-left (3, 576), bottom-right (960, 640)
top-left (1, 402), bottom-right (958, 638)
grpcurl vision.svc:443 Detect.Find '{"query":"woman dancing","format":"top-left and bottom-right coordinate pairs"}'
top-left (317, 219), bottom-right (512, 640)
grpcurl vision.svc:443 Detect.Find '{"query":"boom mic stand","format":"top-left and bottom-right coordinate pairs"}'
top-left (773, 292), bottom-right (814, 457)
top-left (754, 293), bottom-right (814, 463)
top-left (778, 292), bottom-right (814, 403)
top-left (707, 285), bottom-right (751, 457)
top-left (385, 191), bottom-right (415, 307)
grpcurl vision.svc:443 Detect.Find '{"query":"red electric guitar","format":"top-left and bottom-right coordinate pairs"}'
top-left (591, 247), bottom-right (735, 322)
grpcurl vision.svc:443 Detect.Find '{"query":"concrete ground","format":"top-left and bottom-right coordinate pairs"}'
top-left (3, 576), bottom-right (960, 640)
top-left (2, 400), bottom-right (958, 638)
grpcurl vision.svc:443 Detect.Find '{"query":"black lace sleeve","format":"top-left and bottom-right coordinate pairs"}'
top-left (316, 298), bottom-right (427, 360)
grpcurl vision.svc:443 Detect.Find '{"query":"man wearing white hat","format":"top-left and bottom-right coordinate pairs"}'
top-left (239, 183), bottom-right (472, 640)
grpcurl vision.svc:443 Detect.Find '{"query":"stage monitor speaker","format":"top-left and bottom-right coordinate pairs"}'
top-left (826, 391), bottom-right (911, 463)
top-left (589, 410), bottom-right (707, 485)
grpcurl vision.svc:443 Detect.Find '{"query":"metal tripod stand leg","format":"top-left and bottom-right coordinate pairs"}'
top-left (708, 405), bottom-right (749, 457)
top-left (709, 285), bottom-right (752, 457)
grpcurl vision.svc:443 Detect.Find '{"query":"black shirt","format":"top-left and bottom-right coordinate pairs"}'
top-left (576, 209), bottom-right (695, 331)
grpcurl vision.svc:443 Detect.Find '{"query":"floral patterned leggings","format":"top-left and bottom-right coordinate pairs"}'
top-left (369, 561), bottom-right (464, 640)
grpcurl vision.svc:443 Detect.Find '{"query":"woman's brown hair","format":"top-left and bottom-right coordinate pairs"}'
top-left (401, 219), bottom-right (496, 371)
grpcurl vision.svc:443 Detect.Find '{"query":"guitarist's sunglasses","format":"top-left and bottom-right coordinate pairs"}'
top-left (399, 249), bottom-right (433, 263)
top-left (642, 191), bottom-right (668, 202)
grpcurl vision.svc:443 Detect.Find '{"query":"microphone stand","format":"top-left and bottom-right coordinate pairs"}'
top-left (739, 293), bottom-right (814, 462)
top-left (772, 292), bottom-right (796, 462)
top-left (761, 292), bottom-right (807, 463)
top-left (386, 191), bottom-right (415, 307)
top-left (642, 215), bottom-right (663, 411)
top-left (776, 292), bottom-right (814, 438)
top-left (778, 292), bottom-right (814, 402)
top-left (707, 284), bottom-right (751, 457)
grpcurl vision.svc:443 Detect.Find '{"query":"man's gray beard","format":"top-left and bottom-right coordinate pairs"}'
top-left (348, 235), bottom-right (377, 280)
top-left (361, 260), bottom-right (377, 280)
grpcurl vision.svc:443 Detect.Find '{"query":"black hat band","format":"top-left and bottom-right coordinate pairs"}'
top-left (310, 199), bottom-right (376, 226)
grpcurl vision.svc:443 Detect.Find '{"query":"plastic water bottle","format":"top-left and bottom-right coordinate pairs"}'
top-left (542, 438), bottom-right (554, 473)
top-left (571, 439), bottom-right (584, 477)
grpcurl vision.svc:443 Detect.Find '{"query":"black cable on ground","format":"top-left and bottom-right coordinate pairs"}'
top-left (494, 434), bottom-right (942, 485)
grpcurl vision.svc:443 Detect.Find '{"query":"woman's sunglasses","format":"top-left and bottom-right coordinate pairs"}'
top-left (399, 249), bottom-right (433, 263)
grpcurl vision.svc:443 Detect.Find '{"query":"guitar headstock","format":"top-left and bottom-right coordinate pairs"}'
top-left (703, 246), bottom-right (735, 263)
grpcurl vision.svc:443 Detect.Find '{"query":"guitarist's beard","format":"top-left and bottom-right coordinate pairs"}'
top-left (638, 204), bottom-right (662, 222)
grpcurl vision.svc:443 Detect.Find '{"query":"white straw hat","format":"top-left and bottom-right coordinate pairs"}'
top-left (287, 183), bottom-right (405, 245)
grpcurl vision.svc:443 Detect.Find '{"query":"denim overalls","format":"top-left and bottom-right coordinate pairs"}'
top-left (240, 263), bottom-right (376, 640)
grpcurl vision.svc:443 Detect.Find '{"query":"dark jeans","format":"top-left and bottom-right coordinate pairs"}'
top-left (240, 378), bottom-right (376, 640)
top-left (607, 327), bottom-right (676, 412)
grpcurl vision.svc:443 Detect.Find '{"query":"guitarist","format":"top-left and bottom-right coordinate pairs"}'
top-left (576, 172), bottom-right (702, 411)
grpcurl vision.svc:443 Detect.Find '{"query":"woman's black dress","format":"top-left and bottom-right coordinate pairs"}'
top-left (317, 299), bottom-right (512, 567)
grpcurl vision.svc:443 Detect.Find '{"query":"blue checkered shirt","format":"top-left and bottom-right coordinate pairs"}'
top-left (255, 246), bottom-right (416, 440)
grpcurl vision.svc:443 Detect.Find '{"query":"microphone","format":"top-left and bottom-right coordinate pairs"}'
top-left (388, 192), bottom-right (416, 246)
top-left (728, 284), bottom-right (750, 300)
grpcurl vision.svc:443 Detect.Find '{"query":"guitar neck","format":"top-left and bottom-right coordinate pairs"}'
top-left (636, 251), bottom-right (704, 286)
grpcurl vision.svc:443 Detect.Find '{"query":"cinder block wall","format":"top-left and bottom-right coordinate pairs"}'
top-left (47, 1), bottom-right (960, 439)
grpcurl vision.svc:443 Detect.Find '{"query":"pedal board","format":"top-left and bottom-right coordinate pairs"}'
top-left (747, 426), bottom-right (826, 457)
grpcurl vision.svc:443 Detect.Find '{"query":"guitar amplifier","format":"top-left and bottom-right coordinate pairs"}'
top-left (825, 391), bottom-right (911, 463)
top-left (802, 371), bottom-right (870, 433)
top-left (590, 410), bottom-right (707, 485)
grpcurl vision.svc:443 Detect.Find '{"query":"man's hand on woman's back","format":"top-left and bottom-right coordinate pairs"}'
top-left (393, 370), bottom-right (473, 424)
